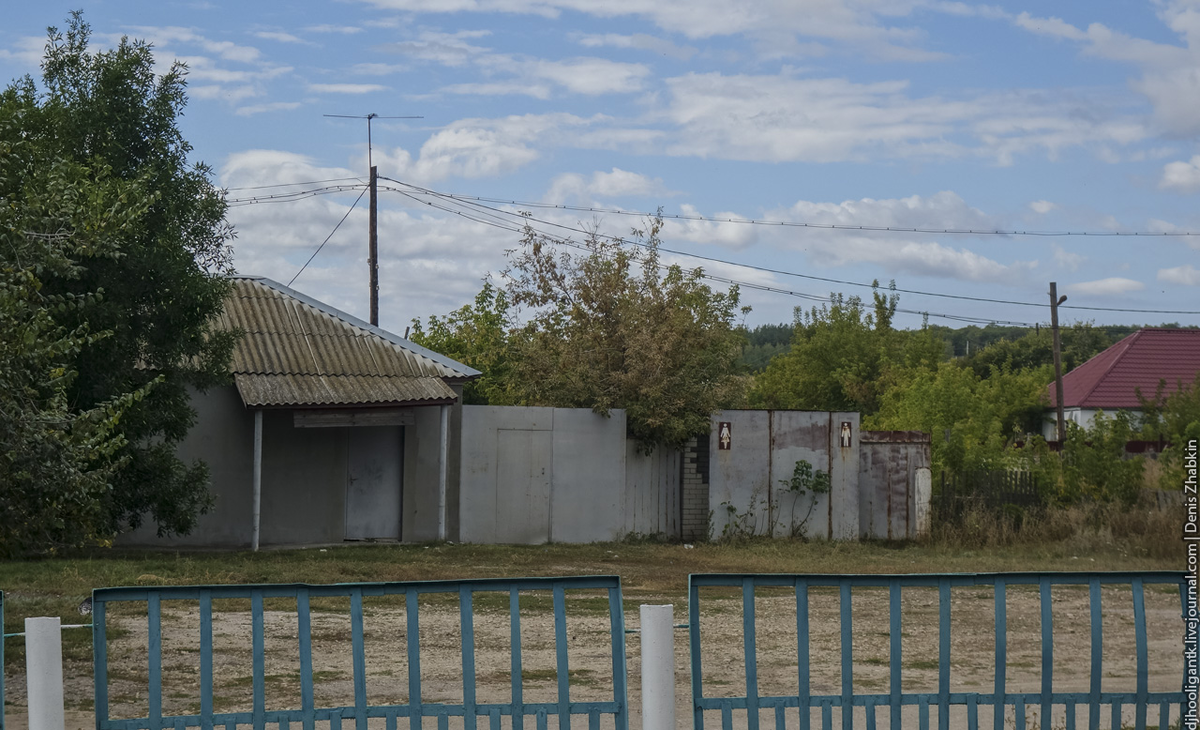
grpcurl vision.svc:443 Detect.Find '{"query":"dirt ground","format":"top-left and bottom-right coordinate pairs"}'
top-left (1, 582), bottom-right (1184, 730)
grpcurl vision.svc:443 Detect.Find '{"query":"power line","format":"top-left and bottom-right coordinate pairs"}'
top-left (228, 184), bottom-right (365, 207)
top-left (389, 189), bottom-right (1200, 238)
top-left (378, 177), bottom-right (1200, 317)
top-left (225, 177), bottom-right (363, 192)
top-left (288, 187), bottom-right (368, 287)
top-left (378, 181), bottom-right (1036, 327)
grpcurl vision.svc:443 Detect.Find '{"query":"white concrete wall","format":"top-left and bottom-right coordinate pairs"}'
top-left (708, 410), bottom-right (860, 541)
top-left (459, 406), bottom-right (681, 544)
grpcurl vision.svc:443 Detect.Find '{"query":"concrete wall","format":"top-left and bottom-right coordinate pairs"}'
top-left (459, 406), bottom-right (680, 543)
top-left (708, 410), bottom-right (859, 540)
top-left (858, 431), bottom-right (932, 540)
top-left (121, 385), bottom-right (452, 548)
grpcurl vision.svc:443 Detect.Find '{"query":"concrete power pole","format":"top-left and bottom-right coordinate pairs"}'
top-left (1049, 282), bottom-right (1068, 444)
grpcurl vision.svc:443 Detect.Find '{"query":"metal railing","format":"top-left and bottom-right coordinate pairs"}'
top-left (93, 576), bottom-right (629, 730)
top-left (688, 572), bottom-right (1189, 730)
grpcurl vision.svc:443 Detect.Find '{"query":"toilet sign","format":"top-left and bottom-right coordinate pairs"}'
top-left (718, 422), bottom-right (732, 450)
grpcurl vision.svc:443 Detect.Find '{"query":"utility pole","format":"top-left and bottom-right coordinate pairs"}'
top-left (369, 165), bottom-right (378, 326)
top-left (1049, 282), bottom-right (1068, 444)
top-left (323, 112), bottom-right (421, 327)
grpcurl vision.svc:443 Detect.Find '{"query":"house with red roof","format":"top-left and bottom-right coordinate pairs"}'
top-left (1043, 328), bottom-right (1200, 440)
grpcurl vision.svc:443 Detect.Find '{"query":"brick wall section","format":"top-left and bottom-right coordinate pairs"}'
top-left (681, 433), bottom-right (711, 541)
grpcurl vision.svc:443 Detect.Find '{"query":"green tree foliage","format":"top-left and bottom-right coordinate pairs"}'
top-left (870, 361), bottom-right (1052, 481)
top-left (1, 14), bottom-right (235, 539)
top-left (0, 105), bottom-right (157, 555)
top-left (749, 284), bottom-right (944, 414)
top-left (503, 215), bottom-right (747, 450)
top-left (409, 280), bottom-right (519, 405)
top-left (961, 323), bottom-right (1116, 378)
top-left (1058, 413), bottom-right (1144, 505)
top-left (1137, 372), bottom-right (1200, 491)
top-left (738, 323), bottom-right (793, 373)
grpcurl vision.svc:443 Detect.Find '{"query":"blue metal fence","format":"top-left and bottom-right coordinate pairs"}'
top-left (688, 572), bottom-right (1189, 730)
top-left (92, 576), bottom-right (628, 730)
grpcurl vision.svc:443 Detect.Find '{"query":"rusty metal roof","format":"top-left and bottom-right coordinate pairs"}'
top-left (219, 277), bottom-right (478, 408)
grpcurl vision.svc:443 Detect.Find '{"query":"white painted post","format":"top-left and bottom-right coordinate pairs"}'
top-left (640, 604), bottom-right (675, 730)
top-left (26, 617), bottom-right (64, 730)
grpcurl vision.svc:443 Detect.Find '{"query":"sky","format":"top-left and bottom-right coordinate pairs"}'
top-left (4, 1), bottom-right (1200, 334)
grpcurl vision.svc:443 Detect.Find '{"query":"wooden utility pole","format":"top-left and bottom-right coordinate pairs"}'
top-left (322, 112), bottom-right (422, 326)
top-left (369, 165), bottom-right (379, 326)
top-left (1049, 282), bottom-right (1068, 443)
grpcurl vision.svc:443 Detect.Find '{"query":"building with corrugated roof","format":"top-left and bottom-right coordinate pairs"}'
top-left (121, 276), bottom-right (480, 549)
top-left (1042, 327), bottom-right (1200, 440)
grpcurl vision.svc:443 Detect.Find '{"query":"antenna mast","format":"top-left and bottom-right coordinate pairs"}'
top-left (324, 112), bottom-right (421, 326)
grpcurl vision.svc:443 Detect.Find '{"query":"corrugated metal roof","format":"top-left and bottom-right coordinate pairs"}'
top-left (234, 374), bottom-right (457, 408)
top-left (1047, 328), bottom-right (1200, 409)
top-left (216, 277), bottom-right (477, 407)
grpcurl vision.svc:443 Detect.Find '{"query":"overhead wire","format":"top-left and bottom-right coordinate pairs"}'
top-left (378, 180), bottom-right (1036, 327)
top-left (387, 188), bottom-right (1200, 238)
top-left (227, 184), bottom-right (366, 207)
top-left (379, 176), bottom-right (1200, 317)
top-left (288, 187), bottom-right (368, 287)
top-left (226, 176), bottom-right (364, 192)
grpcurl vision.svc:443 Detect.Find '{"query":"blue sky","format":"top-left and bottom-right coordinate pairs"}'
top-left (4, 1), bottom-right (1200, 333)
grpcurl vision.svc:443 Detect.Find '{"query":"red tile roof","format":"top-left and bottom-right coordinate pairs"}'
top-left (1047, 328), bottom-right (1200, 409)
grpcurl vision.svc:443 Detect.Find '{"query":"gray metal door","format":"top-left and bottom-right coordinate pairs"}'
top-left (345, 425), bottom-right (402, 540)
top-left (495, 429), bottom-right (552, 544)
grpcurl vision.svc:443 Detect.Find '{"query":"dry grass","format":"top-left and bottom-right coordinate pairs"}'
top-left (931, 501), bottom-right (1185, 561)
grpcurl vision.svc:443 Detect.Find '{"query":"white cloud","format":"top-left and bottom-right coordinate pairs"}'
top-left (352, 0), bottom-right (967, 61)
top-left (305, 24), bottom-right (363, 34)
top-left (525, 57), bottom-right (650, 95)
top-left (253, 31), bottom-right (308, 44)
top-left (574, 32), bottom-right (697, 60)
top-left (381, 30), bottom-right (492, 67)
top-left (352, 62), bottom-right (406, 75)
top-left (544, 168), bottom-right (673, 203)
top-left (663, 205), bottom-right (758, 249)
top-left (1030, 200), bottom-right (1058, 214)
top-left (657, 71), bottom-right (1144, 164)
top-left (1052, 245), bottom-right (1084, 271)
top-left (0, 35), bottom-right (46, 67)
top-left (375, 113), bottom-right (594, 182)
top-left (1067, 277), bottom-right (1145, 296)
top-left (235, 101), bottom-right (303, 116)
top-left (1160, 155), bottom-right (1200, 192)
top-left (308, 83), bottom-right (388, 94)
top-left (190, 84), bottom-right (259, 102)
top-left (1158, 264), bottom-right (1200, 285)
top-left (1011, 5), bottom-right (1200, 137)
top-left (766, 191), bottom-right (1035, 282)
top-left (129, 26), bottom-right (262, 63)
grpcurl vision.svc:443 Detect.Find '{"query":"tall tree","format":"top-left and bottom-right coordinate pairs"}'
top-left (749, 284), bottom-right (944, 414)
top-left (409, 279), bottom-right (520, 405)
top-left (503, 215), bottom-right (748, 450)
top-left (1, 13), bottom-right (236, 538)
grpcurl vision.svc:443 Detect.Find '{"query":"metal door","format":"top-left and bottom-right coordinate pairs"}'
top-left (344, 425), bottom-right (402, 540)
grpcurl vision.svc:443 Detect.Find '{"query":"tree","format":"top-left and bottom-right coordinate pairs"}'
top-left (869, 361), bottom-right (1052, 482)
top-left (749, 284), bottom-right (944, 414)
top-left (503, 215), bottom-right (747, 450)
top-left (0, 102), bottom-right (157, 555)
top-left (409, 279), bottom-right (519, 405)
top-left (1, 13), bottom-right (236, 539)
